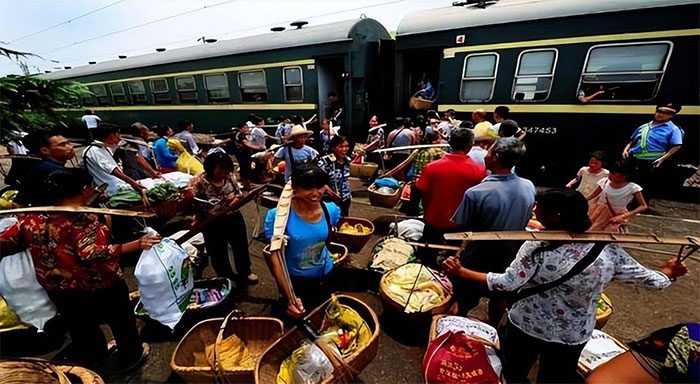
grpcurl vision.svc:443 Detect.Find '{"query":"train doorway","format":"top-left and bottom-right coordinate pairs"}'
top-left (398, 48), bottom-right (441, 116)
top-left (316, 57), bottom-right (345, 124)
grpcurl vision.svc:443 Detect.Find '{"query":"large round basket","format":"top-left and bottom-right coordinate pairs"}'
top-left (349, 162), bottom-right (379, 179)
top-left (368, 183), bottom-right (402, 209)
top-left (595, 293), bottom-right (613, 330)
top-left (263, 242), bottom-right (348, 268)
top-left (379, 263), bottom-right (452, 317)
top-left (170, 311), bottom-right (284, 383)
top-left (408, 96), bottom-right (434, 111)
top-left (0, 358), bottom-right (102, 384)
top-left (332, 217), bottom-right (375, 254)
top-left (255, 294), bottom-right (380, 384)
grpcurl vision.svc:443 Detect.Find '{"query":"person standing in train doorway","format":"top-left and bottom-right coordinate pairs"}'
top-left (622, 102), bottom-right (684, 201)
top-left (324, 92), bottom-right (343, 124)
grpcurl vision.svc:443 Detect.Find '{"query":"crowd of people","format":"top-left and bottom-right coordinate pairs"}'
top-left (0, 99), bottom-right (694, 382)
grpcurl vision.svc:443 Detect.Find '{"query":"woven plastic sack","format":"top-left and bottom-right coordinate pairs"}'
top-left (423, 330), bottom-right (500, 384)
top-left (135, 237), bottom-right (193, 329)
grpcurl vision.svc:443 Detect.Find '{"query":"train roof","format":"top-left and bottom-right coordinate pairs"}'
top-left (397, 0), bottom-right (698, 36)
top-left (41, 17), bottom-right (389, 81)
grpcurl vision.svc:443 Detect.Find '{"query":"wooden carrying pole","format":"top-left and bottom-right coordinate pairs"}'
top-left (0, 206), bottom-right (156, 218)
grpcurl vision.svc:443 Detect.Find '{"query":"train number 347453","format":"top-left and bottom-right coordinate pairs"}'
top-left (522, 126), bottom-right (558, 135)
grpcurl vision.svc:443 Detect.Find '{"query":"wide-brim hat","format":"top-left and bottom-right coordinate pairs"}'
top-left (473, 124), bottom-right (499, 142)
top-left (286, 125), bottom-right (313, 139)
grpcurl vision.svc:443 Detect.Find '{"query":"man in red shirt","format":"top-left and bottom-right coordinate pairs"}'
top-left (415, 128), bottom-right (486, 267)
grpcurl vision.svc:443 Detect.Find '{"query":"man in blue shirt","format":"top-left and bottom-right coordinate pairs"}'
top-left (449, 137), bottom-right (536, 324)
top-left (14, 131), bottom-right (74, 206)
top-left (623, 103), bottom-right (684, 199)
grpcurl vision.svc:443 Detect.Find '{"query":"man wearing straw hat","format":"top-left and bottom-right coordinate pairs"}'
top-left (274, 125), bottom-right (319, 182)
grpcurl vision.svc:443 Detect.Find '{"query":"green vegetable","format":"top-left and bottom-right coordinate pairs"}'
top-left (107, 188), bottom-right (142, 208)
top-left (146, 181), bottom-right (179, 202)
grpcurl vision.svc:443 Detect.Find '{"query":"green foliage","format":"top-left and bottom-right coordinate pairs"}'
top-left (0, 75), bottom-right (89, 142)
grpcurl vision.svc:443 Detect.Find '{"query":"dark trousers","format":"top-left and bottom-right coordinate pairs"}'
top-left (271, 269), bottom-right (338, 324)
top-left (502, 321), bottom-right (586, 383)
top-left (628, 156), bottom-right (675, 200)
top-left (334, 199), bottom-right (351, 217)
top-left (201, 211), bottom-right (252, 280)
top-left (416, 223), bottom-right (449, 269)
top-left (236, 153), bottom-right (253, 181)
top-left (47, 279), bottom-right (142, 367)
top-left (454, 241), bottom-right (522, 325)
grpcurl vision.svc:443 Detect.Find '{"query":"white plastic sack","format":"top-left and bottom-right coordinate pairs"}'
top-left (0, 218), bottom-right (57, 331)
top-left (579, 330), bottom-right (628, 372)
top-left (435, 316), bottom-right (502, 376)
top-left (391, 219), bottom-right (425, 241)
top-left (135, 237), bottom-right (193, 329)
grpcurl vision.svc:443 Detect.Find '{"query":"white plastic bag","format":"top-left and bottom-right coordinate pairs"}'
top-left (134, 237), bottom-right (193, 329)
top-left (0, 218), bottom-right (57, 331)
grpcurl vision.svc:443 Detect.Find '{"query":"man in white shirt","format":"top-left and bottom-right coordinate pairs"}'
top-left (249, 117), bottom-right (273, 149)
top-left (174, 118), bottom-right (201, 156)
top-left (83, 125), bottom-right (144, 195)
top-left (81, 110), bottom-right (101, 129)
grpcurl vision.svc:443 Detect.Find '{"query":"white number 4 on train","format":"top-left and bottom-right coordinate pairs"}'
top-left (455, 35), bottom-right (465, 44)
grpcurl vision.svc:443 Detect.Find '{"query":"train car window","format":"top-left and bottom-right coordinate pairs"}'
top-left (88, 84), bottom-right (110, 106)
top-left (175, 76), bottom-right (198, 104)
top-left (283, 66), bottom-right (303, 102)
top-left (460, 53), bottom-right (499, 102)
top-left (577, 42), bottom-right (672, 102)
top-left (108, 83), bottom-right (128, 105)
top-left (127, 81), bottom-right (147, 104)
top-left (204, 74), bottom-right (230, 103)
top-left (150, 78), bottom-right (171, 104)
top-left (512, 49), bottom-right (557, 102)
top-left (238, 70), bottom-right (268, 102)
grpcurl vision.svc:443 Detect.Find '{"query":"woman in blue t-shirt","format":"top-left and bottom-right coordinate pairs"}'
top-left (264, 165), bottom-right (340, 320)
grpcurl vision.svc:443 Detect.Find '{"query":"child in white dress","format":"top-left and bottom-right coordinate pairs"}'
top-left (587, 160), bottom-right (647, 232)
top-left (566, 151), bottom-right (609, 197)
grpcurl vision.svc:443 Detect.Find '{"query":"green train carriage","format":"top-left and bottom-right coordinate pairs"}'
top-left (42, 17), bottom-right (393, 144)
top-left (395, 0), bottom-right (699, 193)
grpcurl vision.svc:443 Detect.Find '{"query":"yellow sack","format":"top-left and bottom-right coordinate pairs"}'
top-left (320, 295), bottom-right (371, 356)
top-left (205, 333), bottom-right (255, 371)
top-left (0, 295), bottom-right (27, 333)
top-left (168, 138), bottom-right (203, 175)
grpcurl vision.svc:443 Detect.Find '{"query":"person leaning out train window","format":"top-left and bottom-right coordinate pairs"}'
top-left (263, 165), bottom-right (341, 320)
top-left (442, 189), bottom-right (688, 383)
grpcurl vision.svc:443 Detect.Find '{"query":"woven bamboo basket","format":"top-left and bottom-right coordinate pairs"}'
top-left (349, 162), bottom-right (379, 178)
top-left (0, 358), bottom-right (102, 384)
top-left (595, 293), bottom-right (613, 330)
top-left (170, 310), bottom-right (284, 383)
top-left (379, 263), bottom-right (453, 317)
top-left (255, 294), bottom-right (380, 384)
top-left (368, 183), bottom-right (402, 208)
top-left (263, 242), bottom-right (349, 268)
top-left (332, 217), bottom-right (375, 254)
top-left (55, 364), bottom-right (105, 384)
top-left (408, 96), bottom-right (434, 111)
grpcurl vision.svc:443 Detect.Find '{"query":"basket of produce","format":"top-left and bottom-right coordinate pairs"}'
top-left (0, 357), bottom-right (105, 384)
top-left (107, 181), bottom-right (186, 221)
top-left (349, 162), bottom-right (379, 179)
top-left (255, 294), bottom-right (380, 384)
top-left (171, 310), bottom-right (284, 383)
top-left (135, 278), bottom-right (233, 317)
top-left (332, 217), bottom-right (374, 254)
top-left (368, 182), bottom-right (402, 209)
top-left (409, 96), bottom-right (434, 111)
top-left (263, 242), bottom-right (349, 269)
top-left (595, 293), bottom-right (613, 330)
top-left (379, 263), bottom-right (453, 316)
top-left (258, 184), bottom-right (283, 210)
top-left (369, 236), bottom-right (416, 273)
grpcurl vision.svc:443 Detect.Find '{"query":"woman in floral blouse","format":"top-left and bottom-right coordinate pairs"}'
top-left (443, 189), bottom-right (688, 383)
top-left (0, 169), bottom-right (160, 371)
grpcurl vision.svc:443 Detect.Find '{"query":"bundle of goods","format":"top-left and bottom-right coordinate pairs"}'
top-left (577, 329), bottom-right (628, 376)
top-left (263, 242), bottom-right (349, 269)
top-left (424, 315), bottom-right (502, 383)
top-left (135, 278), bottom-right (233, 317)
top-left (256, 294), bottom-right (380, 384)
top-left (595, 293), bottom-right (613, 329)
top-left (171, 310), bottom-right (283, 383)
top-left (368, 177), bottom-right (402, 208)
top-left (0, 357), bottom-right (104, 384)
top-left (332, 217), bottom-right (375, 253)
top-left (380, 263), bottom-right (452, 314)
top-left (389, 219), bottom-right (425, 241)
top-left (107, 181), bottom-right (185, 220)
top-left (409, 95), bottom-right (434, 111)
top-left (349, 162), bottom-right (379, 179)
top-left (369, 236), bottom-right (415, 273)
